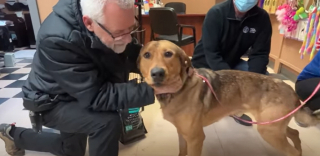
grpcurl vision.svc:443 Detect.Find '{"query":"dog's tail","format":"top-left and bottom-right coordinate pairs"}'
top-left (294, 99), bottom-right (320, 127)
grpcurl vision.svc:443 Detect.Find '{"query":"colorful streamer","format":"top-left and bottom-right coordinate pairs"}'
top-left (302, 6), bottom-right (317, 56)
top-left (300, 5), bottom-right (316, 57)
top-left (310, 7), bottom-right (320, 59)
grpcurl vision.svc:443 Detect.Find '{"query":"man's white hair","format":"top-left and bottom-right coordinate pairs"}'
top-left (80, 0), bottom-right (135, 23)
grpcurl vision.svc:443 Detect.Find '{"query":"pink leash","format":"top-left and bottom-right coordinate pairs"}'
top-left (195, 72), bottom-right (320, 125)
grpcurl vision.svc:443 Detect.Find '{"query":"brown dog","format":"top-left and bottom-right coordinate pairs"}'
top-left (138, 40), bottom-right (309, 156)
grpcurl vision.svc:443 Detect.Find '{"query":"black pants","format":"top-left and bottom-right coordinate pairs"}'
top-left (13, 101), bottom-right (121, 156)
top-left (295, 77), bottom-right (320, 111)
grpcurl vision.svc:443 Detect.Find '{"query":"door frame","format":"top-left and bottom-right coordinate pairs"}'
top-left (26, 0), bottom-right (40, 44)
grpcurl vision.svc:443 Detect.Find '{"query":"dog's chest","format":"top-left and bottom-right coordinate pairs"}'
top-left (159, 100), bottom-right (194, 124)
top-left (161, 107), bottom-right (180, 124)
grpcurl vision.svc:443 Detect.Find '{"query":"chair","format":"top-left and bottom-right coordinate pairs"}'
top-left (4, 2), bottom-right (29, 12)
top-left (149, 7), bottom-right (196, 48)
top-left (164, 2), bottom-right (186, 14)
top-left (1, 14), bottom-right (29, 48)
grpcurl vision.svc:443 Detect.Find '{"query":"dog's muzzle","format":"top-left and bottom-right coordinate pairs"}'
top-left (151, 67), bottom-right (165, 85)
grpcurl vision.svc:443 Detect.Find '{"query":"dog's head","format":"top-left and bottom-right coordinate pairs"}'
top-left (138, 40), bottom-right (193, 94)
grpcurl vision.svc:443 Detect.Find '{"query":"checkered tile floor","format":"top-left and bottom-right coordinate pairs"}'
top-left (0, 58), bottom-right (32, 105)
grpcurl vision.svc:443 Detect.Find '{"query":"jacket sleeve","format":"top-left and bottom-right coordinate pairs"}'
top-left (202, 9), bottom-right (230, 70)
top-left (248, 13), bottom-right (272, 74)
top-left (38, 37), bottom-right (155, 111)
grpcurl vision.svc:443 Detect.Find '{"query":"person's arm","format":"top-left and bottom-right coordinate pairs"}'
top-left (202, 9), bottom-right (230, 70)
top-left (248, 13), bottom-right (272, 74)
top-left (38, 37), bottom-right (155, 111)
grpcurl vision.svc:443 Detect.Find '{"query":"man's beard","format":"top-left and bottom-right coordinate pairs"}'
top-left (95, 34), bottom-right (128, 54)
top-left (112, 44), bottom-right (128, 53)
top-left (103, 41), bottom-right (128, 54)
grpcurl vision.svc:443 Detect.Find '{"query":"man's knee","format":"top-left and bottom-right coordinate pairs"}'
top-left (233, 60), bottom-right (249, 71)
top-left (92, 112), bottom-right (121, 133)
top-left (60, 133), bottom-right (87, 156)
top-left (104, 112), bottom-right (121, 131)
top-left (295, 81), bottom-right (313, 100)
top-left (62, 146), bottom-right (86, 156)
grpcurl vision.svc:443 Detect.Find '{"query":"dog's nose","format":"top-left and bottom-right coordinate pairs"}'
top-left (151, 67), bottom-right (165, 83)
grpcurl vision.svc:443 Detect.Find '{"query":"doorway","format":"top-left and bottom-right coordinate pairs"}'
top-left (0, 0), bottom-right (40, 59)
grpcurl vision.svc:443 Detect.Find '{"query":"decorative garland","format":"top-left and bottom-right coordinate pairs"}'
top-left (276, 4), bottom-right (298, 33)
top-left (299, 5), bottom-right (320, 60)
top-left (275, 0), bottom-right (320, 60)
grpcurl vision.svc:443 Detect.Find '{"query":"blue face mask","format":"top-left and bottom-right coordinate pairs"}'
top-left (234, 0), bottom-right (258, 13)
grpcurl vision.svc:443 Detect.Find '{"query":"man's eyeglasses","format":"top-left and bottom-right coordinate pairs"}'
top-left (95, 19), bottom-right (140, 41)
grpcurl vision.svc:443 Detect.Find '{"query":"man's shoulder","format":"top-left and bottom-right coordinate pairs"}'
top-left (254, 7), bottom-right (270, 20)
top-left (35, 13), bottom-right (90, 62)
top-left (37, 13), bottom-right (84, 46)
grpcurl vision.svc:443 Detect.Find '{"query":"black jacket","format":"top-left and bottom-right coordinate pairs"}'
top-left (191, 0), bottom-right (272, 74)
top-left (22, 0), bottom-right (155, 111)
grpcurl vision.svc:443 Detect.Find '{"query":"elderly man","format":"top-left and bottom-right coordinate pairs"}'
top-left (0, 0), bottom-right (159, 156)
top-left (191, 0), bottom-right (272, 127)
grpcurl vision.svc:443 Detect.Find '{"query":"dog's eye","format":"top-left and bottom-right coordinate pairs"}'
top-left (143, 52), bottom-right (151, 59)
top-left (164, 51), bottom-right (173, 58)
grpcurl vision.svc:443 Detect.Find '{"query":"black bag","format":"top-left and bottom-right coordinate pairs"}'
top-left (118, 107), bottom-right (148, 145)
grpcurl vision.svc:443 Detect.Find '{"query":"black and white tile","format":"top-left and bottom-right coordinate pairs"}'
top-left (0, 59), bottom-right (30, 105)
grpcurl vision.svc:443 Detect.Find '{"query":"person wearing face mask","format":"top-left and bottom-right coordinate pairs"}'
top-left (0, 0), bottom-right (169, 156)
top-left (191, 0), bottom-right (272, 127)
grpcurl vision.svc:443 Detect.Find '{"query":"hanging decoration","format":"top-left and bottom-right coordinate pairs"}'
top-left (276, 3), bottom-right (298, 36)
top-left (299, 0), bottom-right (320, 60)
top-left (300, 6), bottom-right (315, 58)
top-left (265, 0), bottom-right (320, 60)
top-left (308, 7), bottom-right (320, 59)
top-left (300, 6), bottom-right (317, 57)
top-left (315, 27), bottom-right (320, 51)
top-left (275, 0), bottom-right (306, 39)
top-left (293, 7), bottom-right (308, 20)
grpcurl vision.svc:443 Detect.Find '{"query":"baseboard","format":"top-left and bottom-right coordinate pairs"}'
top-left (279, 65), bottom-right (298, 83)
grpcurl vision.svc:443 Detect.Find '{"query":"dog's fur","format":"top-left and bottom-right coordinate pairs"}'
top-left (138, 40), bottom-right (315, 156)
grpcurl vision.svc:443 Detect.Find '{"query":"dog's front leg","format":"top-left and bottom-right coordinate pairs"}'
top-left (178, 132), bottom-right (187, 156)
top-left (185, 130), bottom-right (205, 156)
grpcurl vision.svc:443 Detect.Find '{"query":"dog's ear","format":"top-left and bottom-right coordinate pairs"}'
top-left (136, 55), bottom-right (141, 70)
top-left (136, 49), bottom-right (141, 71)
top-left (136, 43), bottom-right (148, 71)
top-left (176, 46), bottom-right (194, 76)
